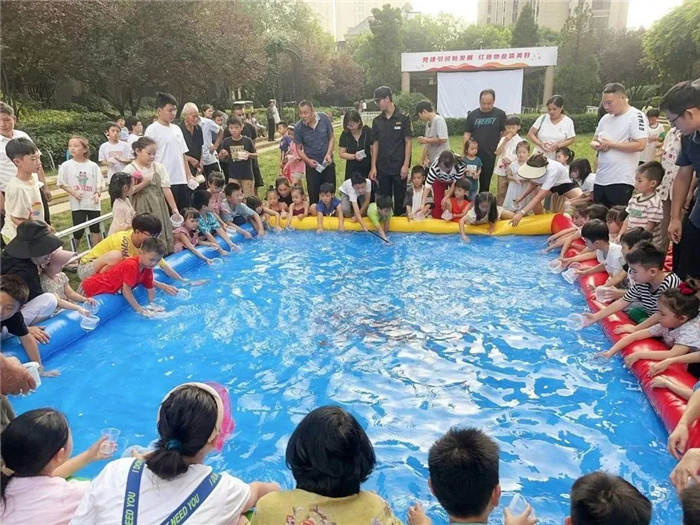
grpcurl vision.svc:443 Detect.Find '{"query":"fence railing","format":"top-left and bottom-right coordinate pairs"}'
top-left (56, 212), bottom-right (113, 261)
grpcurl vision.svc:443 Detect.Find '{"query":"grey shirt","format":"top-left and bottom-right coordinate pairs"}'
top-left (424, 114), bottom-right (449, 164)
top-left (294, 112), bottom-right (334, 165)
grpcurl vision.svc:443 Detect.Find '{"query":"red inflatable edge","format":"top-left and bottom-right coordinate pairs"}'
top-left (550, 213), bottom-right (700, 448)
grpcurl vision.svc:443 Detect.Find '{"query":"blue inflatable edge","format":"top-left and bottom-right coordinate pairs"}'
top-left (2, 225), bottom-right (257, 363)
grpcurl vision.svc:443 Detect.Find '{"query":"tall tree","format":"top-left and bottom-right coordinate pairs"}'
top-left (597, 29), bottom-right (653, 95)
top-left (401, 13), bottom-right (461, 53)
top-left (554, 2), bottom-right (599, 112)
top-left (510, 4), bottom-right (538, 48)
top-left (450, 25), bottom-right (512, 51)
top-left (321, 53), bottom-right (367, 106)
top-left (643, 0), bottom-right (700, 86)
top-left (366, 5), bottom-right (404, 91)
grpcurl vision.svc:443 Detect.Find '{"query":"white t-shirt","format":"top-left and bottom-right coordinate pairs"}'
top-left (123, 161), bottom-right (171, 188)
top-left (145, 121), bottom-right (189, 185)
top-left (98, 140), bottom-right (132, 183)
top-left (532, 115), bottom-right (576, 159)
top-left (0, 129), bottom-right (31, 191)
top-left (1, 475), bottom-right (89, 525)
top-left (494, 134), bottom-right (522, 176)
top-left (1, 173), bottom-right (43, 241)
top-left (58, 159), bottom-right (104, 211)
top-left (200, 118), bottom-right (222, 167)
top-left (70, 458), bottom-right (251, 525)
top-left (412, 186), bottom-right (425, 212)
top-left (532, 159), bottom-right (572, 191)
top-left (339, 177), bottom-right (372, 203)
top-left (594, 107), bottom-right (648, 186)
top-left (465, 205), bottom-right (505, 224)
top-left (127, 134), bottom-right (140, 148)
top-left (640, 122), bottom-right (665, 163)
top-left (423, 114), bottom-right (449, 164)
top-left (580, 172), bottom-right (596, 193)
top-left (596, 242), bottom-right (624, 276)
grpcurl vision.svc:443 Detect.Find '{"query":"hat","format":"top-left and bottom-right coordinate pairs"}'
top-left (518, 163), bottom-right (547, 180)
top-left (373, 86), bottom-right (393, 102)
top-left (44, 248), bottom-right (76, 278)
top-left (4, 221), bottom-right (63, 259)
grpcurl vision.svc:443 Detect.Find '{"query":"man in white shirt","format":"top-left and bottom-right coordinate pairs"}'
top-left (416, 100), bottom-right (449, 167)
top-left (0, 102), bottom-right (51, 234)
top-left (144, 93), bottom-right (194, 210)
top-left (591, 83), bottom-right (648, 207)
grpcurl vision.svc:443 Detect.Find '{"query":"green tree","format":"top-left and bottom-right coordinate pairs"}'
top-left (597, 29), bottom-right (654, 101)
top-left (450, 25), bottom-right (512, 51)
top-left (643, 0), bottom-right (700, 85)
top-left (401, 13), bottom-right (461, 53)
top-left (321, 53), bottom-right (367, 106)
top-left (554, 2), bottom-right (599, 112)
top-left (366, 4), bottom-right (404, 91)
top-left (510, 5), bottom-right (538, 47)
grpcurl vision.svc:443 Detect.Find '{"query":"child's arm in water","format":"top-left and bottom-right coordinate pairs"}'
top-left (577, 262), bottom-right (605, 277)
top-left (242, 481), bottom-right (281, 513)
top-left (316, 209), bottom-right (325, 233)
top-left (581, 297), bottom-right (630, 326)
top-left (596, 328), bottom-right (652, 359)
top-left (547, 226), bottom-right (576, 244)
top-left (375, 220), bottom-right (389, 242)
top-left (649, 351), bottom-right (700, 377)
top-left (557, 231), bottom-right (582, 258)
top-left (122, 282), bottom-right (149, 316)
top-left (458, 213), bottom-right (470, 242)
top-left (176, 231), bottom-right (212, 264)
top-left (262, 206), bottom-right (282, 231)
top-left (624, 343), bottom-right (692, 368)
top-left (214, 226), bottom-right (238, 250)
top-left (203, 230), bottom-right (230, 255)
top-left (561, 251), bottom-right (596, 265)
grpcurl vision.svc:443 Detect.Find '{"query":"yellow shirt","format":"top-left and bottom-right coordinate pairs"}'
top-left (80, 229), bottom-right (167, 270)
top-left (249, 488), bottom-right (403, 525)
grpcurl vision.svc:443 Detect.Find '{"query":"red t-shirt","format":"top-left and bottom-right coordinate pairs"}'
top-left (81, 256), bottom-right (154, 297)
top-left (450, 198), bottom-right (471, 222)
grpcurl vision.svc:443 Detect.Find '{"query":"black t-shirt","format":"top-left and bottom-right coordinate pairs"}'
top-left (0, 254), bottom-right (41, 301)
top-left (463, 107), bottom-right (507, 160)
top-left (223, 122), bottom-right (257, 141)
top-left (179, 123), bottom-right (204, 176)
top-left (219, 136), bottom-right (256, 181)
top-left (1, 311), bottom-right (28, 337)
top-left (371, 108), bottom-right (413, 176)
top-left (339, 126), bottom-right (373, 179)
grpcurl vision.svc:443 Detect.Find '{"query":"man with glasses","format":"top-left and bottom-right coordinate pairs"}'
top-left (590, 83), bottom-right (648, 207)
top-left (661, 79), bottom-right (700, 280)
top-left (369, 86), bottom-right (412, 216)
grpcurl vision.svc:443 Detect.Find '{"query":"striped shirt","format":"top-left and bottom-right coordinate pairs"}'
top-left (425, 158), bottom-right (466, 187)
top-left (623, 273), bottom-right (681, 315)
top-left (625, 191), bottom-right (664, 248)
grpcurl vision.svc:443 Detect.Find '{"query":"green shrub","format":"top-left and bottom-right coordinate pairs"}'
top-left (22, 121), bottom-right (106, 168)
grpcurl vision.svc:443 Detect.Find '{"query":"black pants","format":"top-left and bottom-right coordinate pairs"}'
top-left (672, 212), bottom-right (700, 280)
top-left (378, 174), bottom-right (407, 216)
top-left (267, 118), bottom-right (276, 141)
top-left (171, 183), bottom-right (194, 210)
top-left (479, 153), bottom-right (496, 194)
top-left (593, 183), bottom-right (634, 207)
top-left (305, 163), bottom-right (336, 204)
top-left (203, 163), bottom-right (220, 177)
top-left (253, 158), bottom-right (263, 189)
top-left (71, 209), bottom-right (101, 240)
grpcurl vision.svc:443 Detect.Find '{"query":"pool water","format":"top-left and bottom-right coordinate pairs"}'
top-left (13, 232), bottom-right (680, 524)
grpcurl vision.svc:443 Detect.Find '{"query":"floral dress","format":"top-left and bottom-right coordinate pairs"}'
top-left (659, 127), bottom-right (682, 202)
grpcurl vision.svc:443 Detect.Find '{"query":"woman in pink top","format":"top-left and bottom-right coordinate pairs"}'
top-left (0, 408), bottom-right (114, 524)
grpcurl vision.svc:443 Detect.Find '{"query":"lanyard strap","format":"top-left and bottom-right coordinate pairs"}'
top-left (122, 459), bottom-right (146, 525)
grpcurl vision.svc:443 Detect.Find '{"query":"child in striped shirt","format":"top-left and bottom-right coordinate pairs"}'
top-left (620, 161), bottom-right (664, 248)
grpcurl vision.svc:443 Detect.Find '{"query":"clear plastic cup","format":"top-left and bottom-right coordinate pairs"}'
top-left (566, 313), bottom-right (585, 331)
top-left (508, 494), bottom-right (535, 519)
top-left (187, 178), bottom-right (199, 190)
top-left (22, 361), bottom-right (41, 389)
top-left (210, 258), bottom-right (224, 268)
top-left (595, 286), bottom-right (614, 303)
top-left (100, 428), bottom-right (120, 455)
top-left (441, 210), bottom-right (453, 221)
top-left (315, 162), bottom-right (326, 173)
top-left (82, 301), bottom-right (99, 316)
top-left (356, 149), bottom-right (367, 160)
top-left (562, 268), bottom-right (579, 284)
top-left (170, 214), bottom-right (184, 228)
top-left (548, 259), bottom-right (564, 273)
top-left (80, 314), bottom-right (100, 331)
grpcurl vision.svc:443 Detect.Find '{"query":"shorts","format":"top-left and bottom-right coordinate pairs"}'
top-left (77, 261), bottom-right (96, 281)
top-left (71, 209), bottom-right (101, 238)
top-left (593, 183), bottom-right (634, 208)
top-left (549, 182), bottom-right (578, 195)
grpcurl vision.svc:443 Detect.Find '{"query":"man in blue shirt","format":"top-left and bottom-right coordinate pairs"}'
top-left (661, 79), bottom-right (700, 280)
top-left (294, 100), bottom-right (336, 204)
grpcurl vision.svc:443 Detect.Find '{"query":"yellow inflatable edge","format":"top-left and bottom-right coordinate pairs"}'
top-left (269, 213), bottom-right (555, 235)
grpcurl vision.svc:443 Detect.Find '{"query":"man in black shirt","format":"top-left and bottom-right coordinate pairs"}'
top-left (462, 89), bottom-right (507, 193)
top-left (370, 86), bottom-right (412, 216)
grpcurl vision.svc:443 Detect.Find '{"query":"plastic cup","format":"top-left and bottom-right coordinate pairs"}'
top-left (187, 178), bottom-right (199, 190)
top-left (170, 214), bottom-right (184, 228)
top-left (508, 494), bottom-right (535, 519)
top-left (82, 301), bottom-right (99, 316)
top-left (566, 313), bottom-right (585, 331)
top-left (441, 210), bottom-right (453, 221)
top-left (210, 258), bottom-right (224, 268)
top-left (80, 314), bottom-right (100, 331)
top-left (356, 149), bottom-right (367, 160)
top-left (569, 262), bottom-right (581, 270)
top-left (315, 162), bottom-right (326, 173)
top-left (176, 288), bottom-right (191, 300)
top-left (562, 268), bottom-right (579, 284)
top-left (595, 286), bottom-right (614, 303)
top-left (100, 428), bottom-right (120, 455)
top-left (547, 259), bottom-right (564, 273)
top-left (22, 361), bottom-right (41, 389)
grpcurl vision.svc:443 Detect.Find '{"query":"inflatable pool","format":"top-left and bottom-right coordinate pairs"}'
top-left (551, 214), bottom-right (700, 449)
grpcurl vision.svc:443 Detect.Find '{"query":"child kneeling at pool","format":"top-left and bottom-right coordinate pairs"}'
top-left (191, 190), bottom-right (237, 253)
top-left (459, 192), bottom-right (514, 241)
top-left (443, 178), bottom-right (471, 223)
top-left (71, 383), bottom-right (280, 524)
top-left (368, 195), bottom-right (393, 242)
top-left (312, 182), bottom-right (344, 233)
top-left (80, 237), bottom-right (166, 317)
top-left (407, 427), bottom-right (534, 525)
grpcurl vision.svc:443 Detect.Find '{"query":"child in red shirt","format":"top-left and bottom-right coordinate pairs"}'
top-left (445, 178), bottom-right (472, 223)
top-left (81, 237), bottom-right (166, 317)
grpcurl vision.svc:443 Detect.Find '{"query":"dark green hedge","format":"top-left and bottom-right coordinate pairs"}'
top-left (412, 112), bottom-right (600, 136)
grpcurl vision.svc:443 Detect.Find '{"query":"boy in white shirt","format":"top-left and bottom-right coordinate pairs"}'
top-left (145, 92), bottom-right (195, 211)
top-left (125, 116), bottom-right (143, 147)
top-left (640, 109), bottom-right (664, 163)
top-left (493, 115), bottom-right (522, 206)
top-left (339, 172), bottom-right (372, 229)
top-left (575, 219), bottom-right (626, 282)
top-left (98, 122), bottom-right (131, 183)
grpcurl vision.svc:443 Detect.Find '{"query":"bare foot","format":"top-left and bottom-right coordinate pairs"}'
top-left (408, 502), bottom-right (431, 525)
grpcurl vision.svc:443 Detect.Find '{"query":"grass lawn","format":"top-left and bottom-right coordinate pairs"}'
top-left (50, 133), bottom-right (596, 234)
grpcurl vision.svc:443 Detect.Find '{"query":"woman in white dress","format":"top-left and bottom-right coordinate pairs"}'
top-left (527, 95), bottom-right (576, 159)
